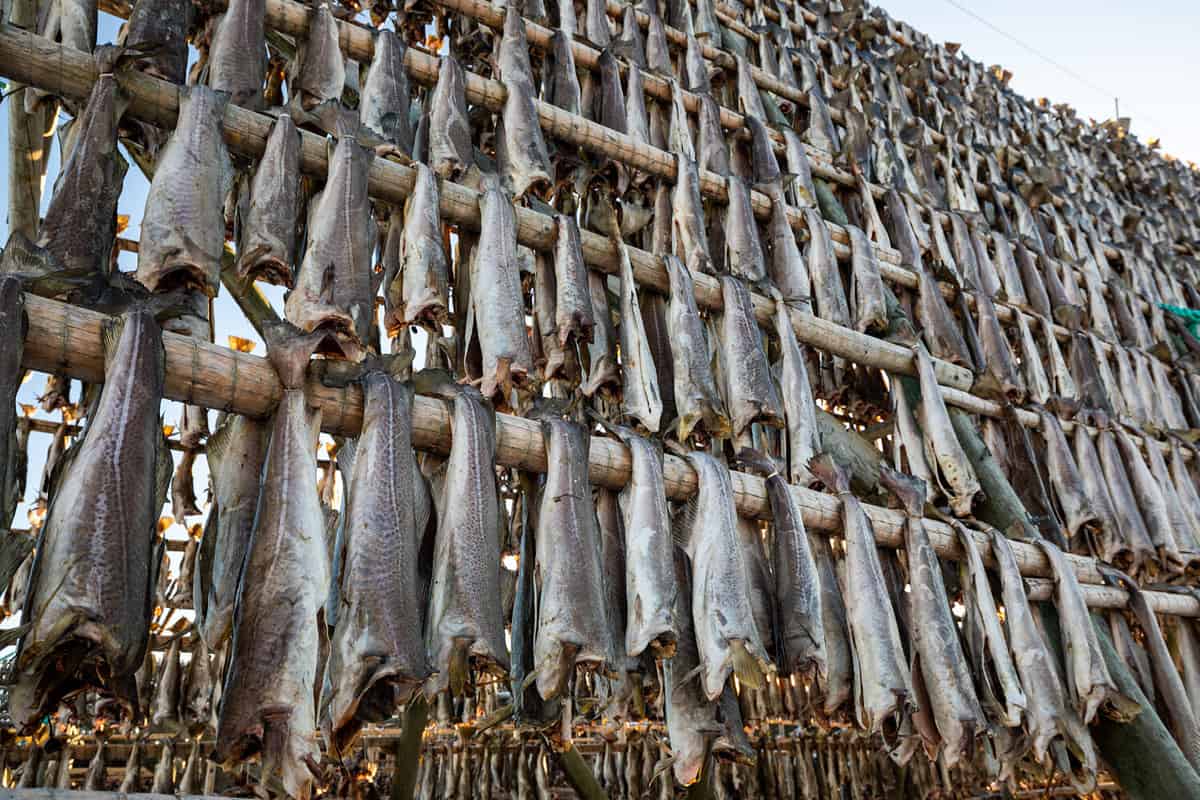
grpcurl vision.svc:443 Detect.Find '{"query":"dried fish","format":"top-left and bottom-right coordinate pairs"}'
top-left (672, 156), bottom-right (712, 267)
top-left (384, 162), bottom-right (450, 334)
top-left (137, 86), bottom-right (233, 296)
top-left (534, 417), bottom-right (611, 698)
top-left (971, 289), bottom-right (1025, 402)
top-left (663, 254), bottom-right (728, 440)
top-left (1114, 427), bottom-right (1184, 572)
top-left (1036, 409), bottom-right (1098, 545)
top-left (0, 279), bottom-right (25, 527)
top-left (681, 450), bottom-right (771, 700)
top-left (427, 52), bottom-right (473, 178)
top-left (11, 306), bottom-right (171, 727)
top-left (614, 241), bottom-right (664, 431)
top-left (289, 2), bottom-right (344, 110)
top-left (496, 7), bottom-right (552, 197)
top-left (882, 466), bottom-right (982, 767)
top-left (206, 0), bottom-right (266, 108)
top-left (912, 345), bottom-right (981, 516)
top-left (150, 741), bottom-right (173, 793)
top-left (425, 385), bottom-right (509, 694)
top-left (237, 114), bottom-right (301, 287)
top-left (916, 269), bottom-right (973, 369)
top-left (469, 174), bottom-right (533, 400)
top-left (215, 325), bottom-right (331, 800)
top-left (740, 448), bottom-right (825, 679)
top-left (326, 370), bottom-right (430, 753)
top-left (150, 636), bottom-right (182, 731)
top-left (121, 0), bottom-right (188, 84)
top-left (719, 275), bottom-right (784, 436)
top-left (769, 290), bottom-right (820, 485)
top-left (697, 95), bottom-right (730, 178)
top-left (609, 425), bottom-right (677, 658)
top-left (183, 634), bottom-right (215, 733)
top-left (805, 207), bottom-right (851, 329)
top-left (846, 225), bottom-right (886, 334)
top-left (360, 30), bottom-right (413, 155)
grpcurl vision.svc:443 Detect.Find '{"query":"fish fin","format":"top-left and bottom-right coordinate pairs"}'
top-left (729, 639), bottom-right (764, 690)
top-left (807, 453), bottom-right (849, 494)
top-left (412, 367), bottom-right (460, 399)
top-left (735, 447), bottom-right (779, 478)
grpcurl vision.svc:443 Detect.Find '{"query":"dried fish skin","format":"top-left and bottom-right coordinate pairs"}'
top-left (289, 1), bottom-right (345, 111)
top-left (881, 466), bottom-right (982, 767)
top-left (971, 288), bottom-right (1025, 403)
top-left (664, 545), bottom-right (722, 786)
top-left (383, 162), bottom-right (449, 334)
top-left (427, 53), bottom-right (473, 179)
top-left (120, 0), bottom-right (189, 84)
top-left (745, 114), bottom-right (783, 185)
top-left (951, 521), bottom-right (1026, 728)
top-left (582, 269), bottom-right (620, 397)
top-left (990, 530), bottom-right (1097, 786)
top-left (805, 207), bottom-right (851, 329)
top-left (759, 184), bottom-right (811, 310)
top-left (360, 30), bottom-right (414, 155)
top-left (616, 241), bottom-right (663, 432)
top-left (664, 254), bottom-right (729, 440)
top-left (215, 327), bottom-right (330, 800)
top-left (913, 345), bottom-right (981, 516)
top-left (740, 449), bottom-right (825, 679)
top-left (1015, 312), bottom-right (1051, 405)
top-left (326, 372), bottom-right (429, 754)
top-left (35, 0), bottom-right (97, 59)
top-left (554, 215), bottom-right (594, 347)
top-left (916, 268), bottom-right (973, 369)
top-left (1095, 423), bottom-right (1156, 573)
top-left (285, 128), bottom-right (376, 362)
top-left (137, 86), bottom-right (232, 296)
top-left (11, 308), bottom-right (171, 728)
top-left (207, 0), bottom-right (267, 109)
top-left (1037, 409), bottom-right (1098, 544)
top-left (425, 386), bottom-right (509, 694)
top-left (847, 225), bottom-right (887, 334)
top-left (806, 89), bottom-right (838, 154)
top-left (624, 64), bottom-right (651, 148)
top-left (682, 450), bottom-right (772, 701)
top-left (810, 457), bottom-right (911, 735)
top-left (612, 426), bottom-right (677, 658)
top-left (470, 175), bottom-right (534, 400)
top-left (534, 417), bottom-right (611, 698)
top-left (781, 128), bottom-right (818, 208)
top-left (150, 636), bottom-right (182, 731)
top-left (724, 176), bottom-right (768, 285)
top-left (1037, 541), bottom-right (1131, 724)
top-left (697, 95), bottom-right (730, 178)
top-left (496, 7), bottom-right (552, 198)
top-left (183, 635), bottom-right (215, 734)
top-left (772, 293), bottom-right (819, 486)
top-left (672, 156), bottom-right (712, 268)
top-left (237, 113), bottom-right (301, 287)
top-left (719, 275), bottom-right (784, 437)
top-left (38, 71), bottom-right (127, 280)
top-left (597, 486), bottom-right (639, 687)
top-left (0, 278), bottom-right (25, 527)
top-left (195, 413), bottom-right (269, 648)
top-left (1170, 440), bottom-right (1200, 551)
top-left (1114, 427), bottom-right (1184, 573)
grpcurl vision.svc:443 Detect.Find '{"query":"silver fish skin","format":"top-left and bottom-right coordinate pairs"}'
top-left (290, 2), bottom-right (344, 110)
top-left (1037, 409), bottom-right (1098, 543)
top-left (285, 127), bottom-right (376, 362)
top-left (11, 308), bottom-right (170, 728)
top-left (1043, 315), bottom-right (1077, 406)
top-left (195, 413), bottom-right (269, 648)
top-left (1042, 540), bottom-right (1137, 727)
top-left (584, 0), bottom-right (611, 46)
top-left (427, 53), bottom-right (473, 179)
top-left (667, 79), bottom-right (695, 160)
top-left (990, 232), bottom-right (1028, 308)
top-left (595, 49), bottom-right (628, 135)
top-left (151, 741), bottom-right (173, 793)
top-left (360, 30), bottom-right (413, 155)
top-left (781, 128), bottom-right (817, 208)
top-left (1142, 430), bottom-right (1199, 553)
top-left (36, 0), bottom-right (96, 57)
top-left (150, 635), bottom-right (182, 731)
top-left (847, 225), bottom-right (887, 334)
top-left (545, 30), bottom-right (582, 115)
top-left (806, 89), bottom-right (838, 154)
top-left (724, 176), bottom-right (768, 284)
top-left (1114, 427), bottom-right (1184, 572)
top-left (682, 451), bottom-right (771, 701)
top-left (697, 95), bottom-right (730, 178)
top-left (913, 344), bottom-right (981, 517)
top-left (617, 241), bottom-right (663, 432)
top-left (809, 456), bottom-right (910, 734)
top-left (1068, 422), bottom-right (1127, 567)
top-left (183, 635), bottom-right (215, 734)
top-left (119, 741), bottom-right (141, 793)
top-left (740, 448), bottom-right (825, 679)
top-left (610, 425), bottom-right (677, 658)
top-left (719, 275), bottom-right (783, 437)
top-left (207, 0), bottom-right (267, 109)
top-left (892, 373), bottom-right (935, 498)
top-left (471, 175), bottom-right (533, 400)
top-left (1014, 241), bottom-right (1052, 319)
top-left (1106, 569), bottom-right (1200, 770)
top-left (745, 114), bottom-right (782, 185)
top-left (326, 372), bottom-right (429, 754)
top-left (582, 270), bottom-right (620, 397)
top-left (425, 386), bottom-right (509, 694)
top-left (496, 7), bottom-right (551, 198)
top-left (951, 521), bottom-right (1026, 728)
top-left (215, 326), bottom-right (330, 800)
top-left (1015, 313), bottom-right (1051, 405)
top-left (237, 113), bottom-right (301, 287)
top-left (663, 254), bottom-right (729, 440)
top-left (672, 156), bottom-right (711, 267)
top-left (761, 183), bottom-right (811, 310)
top-left (597, 488), bottom-right (638, 681)
top-left (534, 418), bottom-right (611, 698)
top-left (881, 466), bottom-right (982, 768)
top-left (1179, 620), bottom-right (1200, 728)
top-left (805, 207), bottom-right (851, 329)
top-left (120, 0), bottom-right (189, 84)
top-left (917, 269), bottom-right (973, 369)
top-left (989, 530), bottom-right (1097, 785)
top-left (684, 33), bottom-right (710, 94)
top-left (614, 4), bottom-right (646, 66)
top-left (137, 86), bottom-right (232, 296)
top-left (554, 215), bottom-right (594, 347)
top-left (1095, 423), bottom-right (1156, 572)
top-left (1170, 441), bottom-right (1200, 549)
top-left (0, 278), bottom-right (25, 527)
top-left (38, 71), bottom-right (127, 279)
top-left (641, 0), bottom-right (672, 75)
top-left (624, 64), bottom-right (650, 147)
top-left (384, 162), bottom-right (449, 333)
top-left (771, 292), bottom-right (819, 486)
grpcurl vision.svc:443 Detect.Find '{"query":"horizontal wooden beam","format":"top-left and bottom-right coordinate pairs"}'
top-left (15, 290), bottom-right (1199, 618)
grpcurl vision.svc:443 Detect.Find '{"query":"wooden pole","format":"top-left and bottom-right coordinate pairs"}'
top-left (13, 290), bottom-right (1199, 618)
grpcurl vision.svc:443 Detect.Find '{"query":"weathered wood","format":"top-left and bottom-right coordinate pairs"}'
top-left (0, 791), bottom-right (229, 799)
top-left (13, 291), bottom-right (1196, 617)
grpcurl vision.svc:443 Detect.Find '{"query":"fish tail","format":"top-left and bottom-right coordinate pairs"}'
top-left (729, 639), bottom-right (764, 690)
top-left (263, 321), bottom-right (326, 389)
top-left (260, 705), bottom-right (293, 787)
